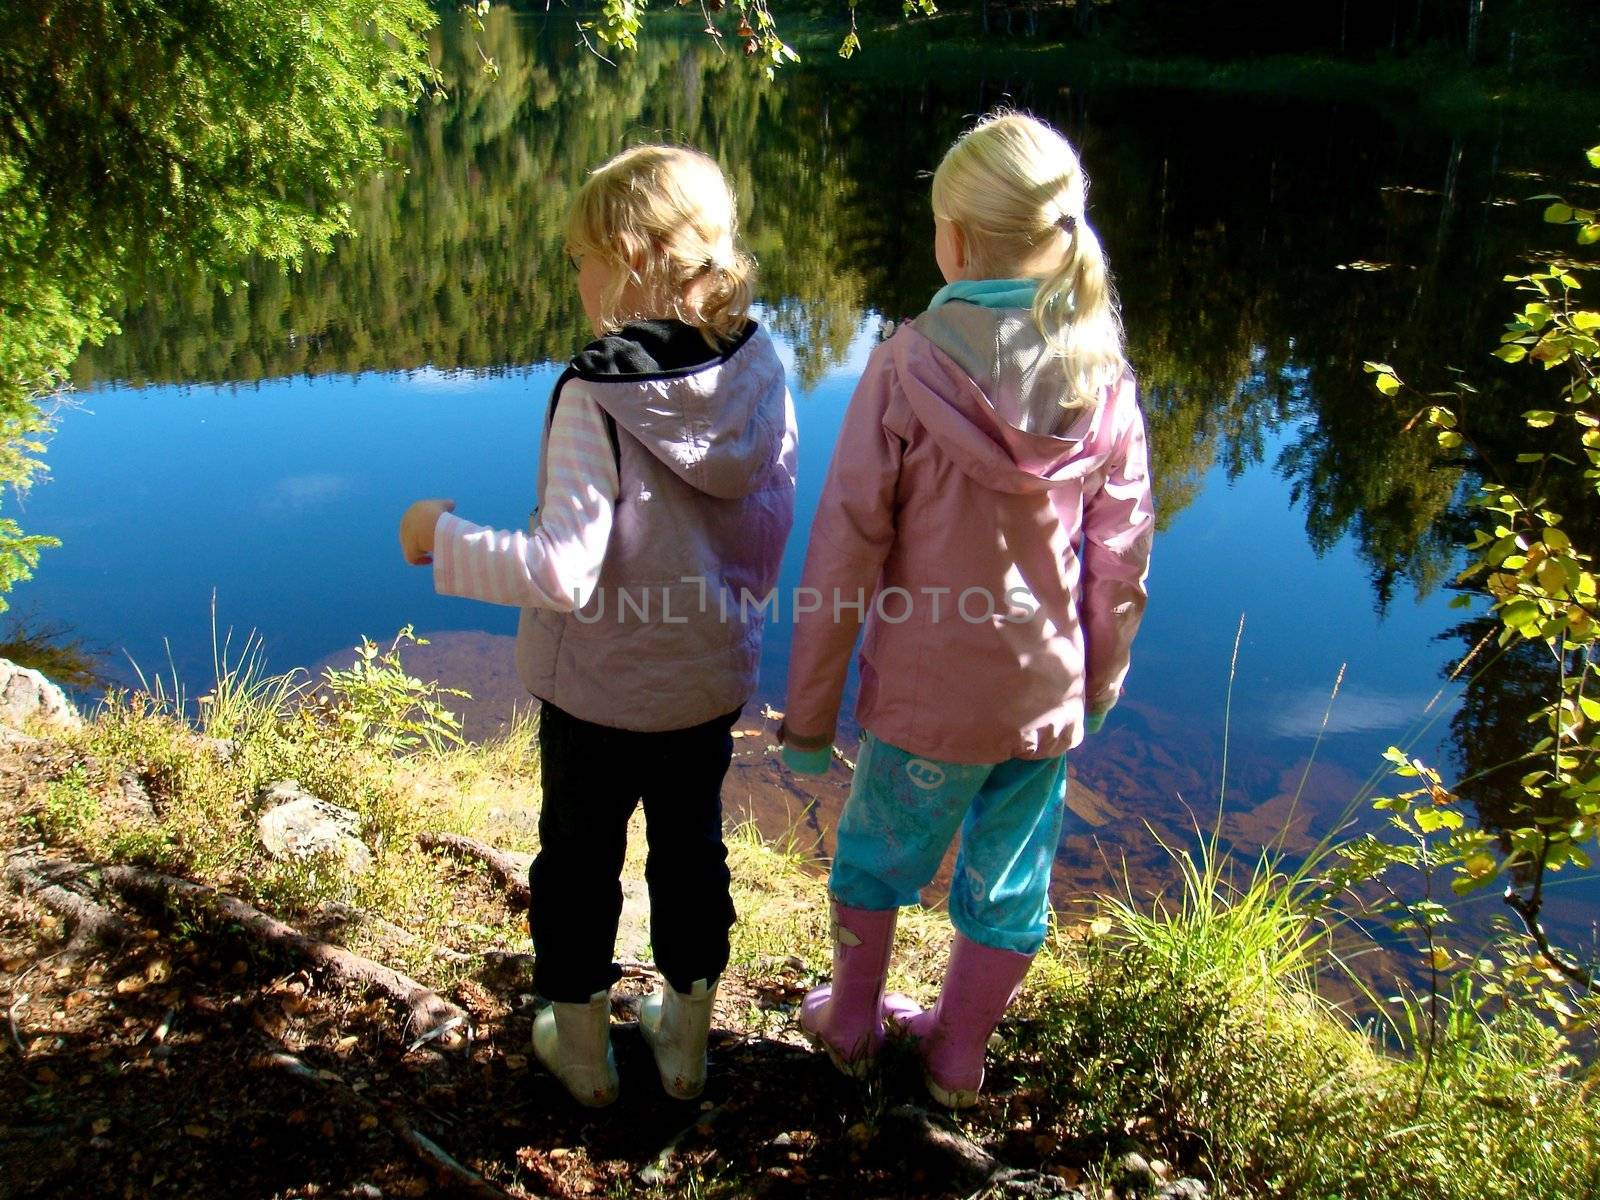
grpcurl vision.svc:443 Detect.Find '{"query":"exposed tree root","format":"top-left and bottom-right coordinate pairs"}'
top-left (417, 832), bottom-right (532, 908)
top-left (307, 901), bottom-right (473, 965)
top-left (4, 851), bottom-right (133, 955)
top-left (260, 1050), bottom-right (522, 1198)
top-left (97, 864), bottom-right (469, 1042)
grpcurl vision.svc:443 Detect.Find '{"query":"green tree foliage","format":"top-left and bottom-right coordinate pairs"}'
top-left (0, 0), bottom-right (439, 607)
top-left (1341, 149), bottom-right (1600, 1023)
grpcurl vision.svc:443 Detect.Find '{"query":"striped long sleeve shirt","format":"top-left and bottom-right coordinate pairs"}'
top-left (432, 393), bottom-right (619, 611)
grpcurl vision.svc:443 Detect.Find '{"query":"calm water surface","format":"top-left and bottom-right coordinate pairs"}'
top-left (44, 16), bottom-right (1599, 939)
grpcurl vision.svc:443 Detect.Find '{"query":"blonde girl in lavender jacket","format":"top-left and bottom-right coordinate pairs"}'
top-left (400, 146), bottom-right (796, 1108)
top-left (779, 113), bottom-right (1154, 1108)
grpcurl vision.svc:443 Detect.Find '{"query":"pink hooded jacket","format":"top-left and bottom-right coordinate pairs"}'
top-left (782, 304), bottom-right (1154, 764)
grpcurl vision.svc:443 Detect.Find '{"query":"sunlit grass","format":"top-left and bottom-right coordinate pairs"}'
top-left (1012, 835), bottom-right (1600, 1199)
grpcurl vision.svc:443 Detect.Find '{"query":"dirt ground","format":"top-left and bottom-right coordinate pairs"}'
top-left (0, 902), bottom-right (1082, 1199)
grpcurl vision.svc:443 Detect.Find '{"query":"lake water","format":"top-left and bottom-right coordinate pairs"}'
top-left (42, 15), bottom-right (1598, 943)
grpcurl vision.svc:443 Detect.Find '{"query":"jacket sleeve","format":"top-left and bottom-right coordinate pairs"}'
top-left (781, 346), bottom-right (904, 749)
top-left (1081, 376), bottom-right (1154, 715)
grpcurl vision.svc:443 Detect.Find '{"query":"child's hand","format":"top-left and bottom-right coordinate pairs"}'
top-left (400, 498), bottom-right (456, 565)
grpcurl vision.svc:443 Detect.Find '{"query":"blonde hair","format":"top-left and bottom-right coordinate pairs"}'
top-left (566, 144), bottom-right (755, 346)
top-left (932, 112), bottom-right (1125, 412)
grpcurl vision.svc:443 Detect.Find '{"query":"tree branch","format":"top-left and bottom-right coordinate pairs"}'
top-left (416, 832), bottom-right (531, 908)
top-left (1503, 886), bottom-right (1595, 990)
top-left (4, 851), bottom-right (133, 955)
top-left (98, 864), bottom-right (469, 1040)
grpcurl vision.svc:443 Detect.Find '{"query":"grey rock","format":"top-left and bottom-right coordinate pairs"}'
top-left (1115, 1151), bottom-right (1159, 1196)
top-left (105, 772), bottom-right (158, 825)
top-left (990, 1167), bottom-right (1082, 1197)
top-left (1156, 1181), bottom-right (1207, 1200)
top-left (0, 658), bottom-right (82, 733)
top-left (256, 782), bottom-right (372, 874)
top-left (192, 735), bottom-right (239, 763)
top-left (636, 1161), bottom-right (670, 1187)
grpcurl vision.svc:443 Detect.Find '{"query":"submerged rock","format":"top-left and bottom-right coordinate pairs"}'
top-left (256, 781), bottom-right (372, 874)
top-left (0, 658), bottom-right (83, 733)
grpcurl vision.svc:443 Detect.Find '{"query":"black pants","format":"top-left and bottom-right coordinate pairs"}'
top-left (530, 701), bottom-right (740, 1003)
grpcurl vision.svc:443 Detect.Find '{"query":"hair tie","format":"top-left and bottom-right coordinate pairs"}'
top-left (1056, 213), bottom-right (1078, 235)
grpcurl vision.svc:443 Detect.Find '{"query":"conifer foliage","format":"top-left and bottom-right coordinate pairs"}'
top-left (0, 0), bottom-right (439, 606)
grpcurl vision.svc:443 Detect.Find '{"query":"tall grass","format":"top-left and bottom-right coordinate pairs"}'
top-left (1011, 836), bottom-right (1600, 1199)
top-left (1100, 837), bottom-right (1330, 998)
top-left (995, 605), bottom-right (1600, 1197)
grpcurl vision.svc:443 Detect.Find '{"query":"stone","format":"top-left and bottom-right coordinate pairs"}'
top-left (0, 658), bottom-right (82, 733)
top-left (1155, 1181), bottom-right (1207, 1200)
top-left (1114, 1152), bottom-right (1160, 1196)
top-left (191, 735), bottom-right (239, 764)
top-left (257, 782), bottom-right (372, 874)
top-left (989, 1168), bottom-right (1083, 1197)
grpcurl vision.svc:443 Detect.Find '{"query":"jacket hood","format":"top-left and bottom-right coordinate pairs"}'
top-left (574, 321), bottom-right (789, 501)
top-left (895, 305), bottom-right (1128, 495)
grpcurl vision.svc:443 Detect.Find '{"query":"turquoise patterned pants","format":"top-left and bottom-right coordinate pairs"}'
top-left (829, 733), bottom-right (1069, 955)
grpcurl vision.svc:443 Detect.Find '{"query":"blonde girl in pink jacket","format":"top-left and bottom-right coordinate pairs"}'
top-left (779, 113), bottom-right (1154, 1108)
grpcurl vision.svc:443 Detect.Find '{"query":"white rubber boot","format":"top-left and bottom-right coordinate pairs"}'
top-left (639, 977), bottom-right (719, 1100)
top-left (531, 990), bottom-right (619, 1108)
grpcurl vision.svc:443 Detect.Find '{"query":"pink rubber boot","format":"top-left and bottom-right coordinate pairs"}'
top-left (892, 932), bottom-right (1034, 1108)
top-left (801, 902), bottom-right (899, 1078)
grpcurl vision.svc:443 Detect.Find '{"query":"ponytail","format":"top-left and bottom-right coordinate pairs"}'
top-left (933, 112), bottom-right (1126, 413)
top-left (1034, 216), bottom-right (1124, 410)
top-left (683, 251), bottom-right (756, 346)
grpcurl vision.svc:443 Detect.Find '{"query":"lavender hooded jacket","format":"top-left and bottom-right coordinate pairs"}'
top-left (518, 323), bottom-right (797, 732)
top-left (782, 304), bottom-right (1154, 764)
